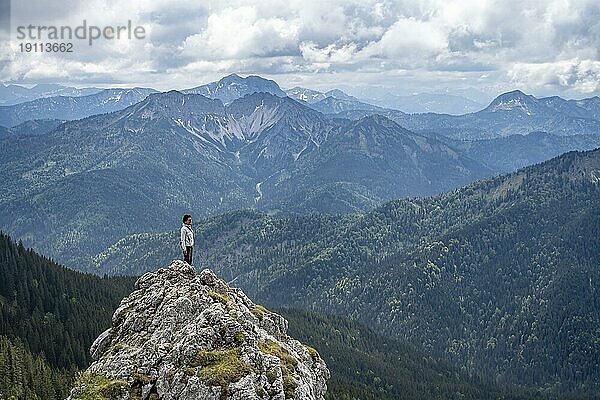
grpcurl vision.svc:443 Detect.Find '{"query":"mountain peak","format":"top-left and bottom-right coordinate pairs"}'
top-left (486, 90), bottom-right (539, 114)
top-left (222, 73), bottom-right (242, 80)
top-left (68, 260), bottom-right (329, 400)
top-left (500, 89), bottom-right (527, 97)
top-left (337, 114), bottom-right (415, 143)
top-left (184, 74), bottom-right (286, 104)
top-left (285, 87), bottom-right (327, 104)
top-left (324, 89), bottom-right (357, 101)
top-left (31, 83), bottom-right (66, 90)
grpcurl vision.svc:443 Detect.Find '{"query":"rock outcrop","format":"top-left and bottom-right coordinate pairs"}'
top-left (67, 260), bottom-right (329, 400)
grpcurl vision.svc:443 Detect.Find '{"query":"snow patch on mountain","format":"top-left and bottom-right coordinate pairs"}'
top-left (489, 98), bottom-right (533, 115)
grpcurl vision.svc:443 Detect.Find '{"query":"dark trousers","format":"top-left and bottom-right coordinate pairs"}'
top-left (183, 246), bottom-right (193, 265)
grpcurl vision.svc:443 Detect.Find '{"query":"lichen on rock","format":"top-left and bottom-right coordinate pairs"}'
top-left (67, 260), bottom-right (329, 400)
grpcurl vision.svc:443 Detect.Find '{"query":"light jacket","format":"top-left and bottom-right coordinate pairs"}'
top-left (180, 224), bottom-right (194, 250)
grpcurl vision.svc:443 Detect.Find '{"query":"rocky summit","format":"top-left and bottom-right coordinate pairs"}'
top-left (67, 260), bottom-right (329, 400)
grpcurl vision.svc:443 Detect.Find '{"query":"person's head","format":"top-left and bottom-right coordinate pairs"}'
top-left (182, 214), bottom-right (192, 225)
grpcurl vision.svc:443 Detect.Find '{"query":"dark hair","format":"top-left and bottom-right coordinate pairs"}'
top-left (182, 214), bottom-right (192, 223)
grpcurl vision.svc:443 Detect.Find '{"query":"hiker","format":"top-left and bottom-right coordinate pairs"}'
top-left (180, 214), bottom-right (194, 265)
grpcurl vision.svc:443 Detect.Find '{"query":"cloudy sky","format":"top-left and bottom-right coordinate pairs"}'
top-left (2, 0), bottom-right (600, 102)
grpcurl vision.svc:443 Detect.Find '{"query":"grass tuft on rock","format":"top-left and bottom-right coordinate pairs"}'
top-left (209, 290), bottom-right (231, 304)
top-left (251, 304), bottom-right (271, 320)
top-left (259, 339), bottom-right (298, 398)
top-left (192, 347), bottom-right (251, 388)
top-left (304, 344), bottom-right (320, 360)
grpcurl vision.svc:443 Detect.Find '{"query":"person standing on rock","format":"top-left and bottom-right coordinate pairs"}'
top-left (180, 214), bottom-right (194, 265)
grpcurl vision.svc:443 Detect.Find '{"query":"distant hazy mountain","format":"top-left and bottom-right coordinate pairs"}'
top-left (308, 96), bottom-right (385, 114)
top-left (286, 86), bottom-right (387, 114)
top-left (572, 97), bottom-right (600, 120)
top-left (323, 88), bottom-right (359, 101)
top-left (539, 95), bottom-right (600, 120)
top-left (0, 88), bottom-right (157, 127)
top-left (330, 107), bottom-right (407, 122)
top-left (364, 91), bottom-right (487, 114)
top-left (335, 90), bottom-right (600, 139)
top-left (285, 87), bottom-right (327, 103)
top-left (400, 90), bottom-right (600, 139)
top-left (286, 86), bottom-right (487, 114)
top-left (0, 83), bottom-right (102, 106)
top-left (285, 86), bottom-right (360, 104)
top-left (442, 131), bottom-right (600, 172)
top-left (183, 73), bottom-right (286, 104)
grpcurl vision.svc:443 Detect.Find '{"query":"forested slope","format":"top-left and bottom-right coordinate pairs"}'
top-left (93, 149), bottom-right (600, 393)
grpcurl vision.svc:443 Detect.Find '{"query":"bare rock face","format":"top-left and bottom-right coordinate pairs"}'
top-left (67, 260), bottom-right (329, 400)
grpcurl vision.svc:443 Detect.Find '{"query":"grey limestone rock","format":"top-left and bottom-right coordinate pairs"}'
top-left (67, 260), bottom-right (329, 400)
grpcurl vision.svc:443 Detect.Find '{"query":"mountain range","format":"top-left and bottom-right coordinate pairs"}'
top-left (0, 83), bottom-right (102, 106)
top-left (1, 75), bottom-right (600, 268)
top-left (408, 90), bottom-right (600, 139)
top-left (0, 81), bottom-right (485, 114)
top-left (4, 76), bottom-right (599, 143)
top-left (285, 86), bottom-right (488, 114)
top-left (0, 89), bottom-right (494, 265)
top-left (1, 75), bottom-right (600, 266)
top-left (322, 90), bottom-right (600, 139)
top-left (0, 87), bottom-right (157, 127)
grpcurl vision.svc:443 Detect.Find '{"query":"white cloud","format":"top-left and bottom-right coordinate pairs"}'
top-left (179, 6), bottom-right (300, 60)
top-left (508, 58), bottom-right (600, 94)
top-left (299, 41), bottom-right (358, 64)
top-left (2, 0), bottom-right (600, 98)
top-left (362, 17), bottom-right (448, 61)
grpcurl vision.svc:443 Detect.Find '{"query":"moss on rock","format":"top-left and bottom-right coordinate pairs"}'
top-left (234, 331), bottom-right (246, 343)
top-left (70, 372), bottom-right (130, 400)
